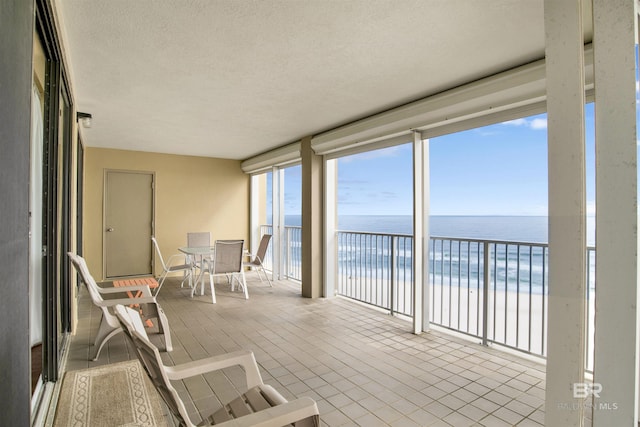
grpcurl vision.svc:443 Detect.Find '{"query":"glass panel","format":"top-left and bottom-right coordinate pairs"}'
top-left (337, 144), bottom-right (414, 234)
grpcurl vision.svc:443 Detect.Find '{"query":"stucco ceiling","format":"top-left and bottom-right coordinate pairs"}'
top-left (56, 0), bottom-right (592, 160)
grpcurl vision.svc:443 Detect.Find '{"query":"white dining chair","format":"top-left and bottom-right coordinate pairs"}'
top-left (187, 231), bottom-right (212, 275)
top-left (244, 234), bottom-right (273, 286)
top-left (151, 237), bottom-right (193, 292)
top-left (196, 240), bottom-right (247, 303)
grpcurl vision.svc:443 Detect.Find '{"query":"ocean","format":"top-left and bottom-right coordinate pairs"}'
top-left (283, 214), bottom-right (595, 245)
top-left (270, 214), bottom-right (596, 299)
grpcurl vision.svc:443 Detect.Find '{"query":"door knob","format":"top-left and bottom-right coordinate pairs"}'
top-left (106, 227), bottom-right (114, 232)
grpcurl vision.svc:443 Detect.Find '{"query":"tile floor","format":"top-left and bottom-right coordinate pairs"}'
top-left (62, 274), bottom-right (558, 426)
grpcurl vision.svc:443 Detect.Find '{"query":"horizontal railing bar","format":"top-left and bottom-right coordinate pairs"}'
top-left (337, 230), bottom-right (413, 238)
top-left (432, 235), bottom-right (596, 250)
top-left (265, 225), bottom-right (595, 249)
top-left (434, 236), bottom-right (545, 245)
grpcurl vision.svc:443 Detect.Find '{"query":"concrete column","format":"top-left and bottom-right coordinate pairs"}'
top-left (250, 174), bottom-right (261, 255)
top-left (543, 0), bottom-right (587, 425)
top-left (592, 0), bottom-right (639, 424)
top-left (413, 132), bottom-right (430, 334)
top-left (324, 159), bottom-right (337, 298)
top-left (301, 136), bottom-right (323, 298)
top-left (271, 167), bottom-right (284, 280)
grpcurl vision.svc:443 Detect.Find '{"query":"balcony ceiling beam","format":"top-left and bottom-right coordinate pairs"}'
top-left (311, 47), bottom-right (594, 157)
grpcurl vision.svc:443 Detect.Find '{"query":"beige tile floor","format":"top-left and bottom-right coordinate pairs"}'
top-left (63, 274), bottom-right (559, 426)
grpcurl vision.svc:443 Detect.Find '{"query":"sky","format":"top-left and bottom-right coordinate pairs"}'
top-left (271, 103), bottom-right (617, 217)
top-left (335, 104), bottom-right (596, 216)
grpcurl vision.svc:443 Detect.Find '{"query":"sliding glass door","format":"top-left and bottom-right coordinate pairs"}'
top-left (34, 0), bottom-right (74, 387)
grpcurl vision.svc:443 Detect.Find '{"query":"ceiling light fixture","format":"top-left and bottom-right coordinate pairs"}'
top-left (77, 111), bottom-right (92, 128)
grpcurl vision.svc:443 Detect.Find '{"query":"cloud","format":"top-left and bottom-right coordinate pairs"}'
top-left (365, 191), bottom-right (398, 200)
top-left (502, 117), bottom-right (547, 130)
top-left (477, 130), bottom-right (502, 137)
top-left (339, 145), bottom-right (407, 163)
top-left (339, 178), bottom-right (368, 185)
top-left (338, 193), bottom-right (364, 205)
top-left (503, 118), bottom-right (528, 127)
top-left (284, 193), bottom-right (297, 201)
top-left (530, 118), bottom-right (547, 129)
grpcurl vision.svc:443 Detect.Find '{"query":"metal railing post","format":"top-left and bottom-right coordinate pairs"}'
top-left (390, 236), bottom-right (397, 316)
top-left (285, 228), bottom-right (291, 278)
top-left (482, 241), bottom-right (490, 346)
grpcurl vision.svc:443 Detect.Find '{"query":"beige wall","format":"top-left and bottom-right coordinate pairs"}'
top-left (256, 173), bottom-right (268, 226)
top-left (84, 147), bottom-right (249, 280)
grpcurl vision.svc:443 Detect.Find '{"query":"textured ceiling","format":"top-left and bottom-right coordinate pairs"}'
top-left (56, 0), bottom-right (590, 160)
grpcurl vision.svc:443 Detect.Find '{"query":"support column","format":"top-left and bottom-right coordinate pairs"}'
top-left (271, 167), bottom-right (284, 280)
top-left (413, 131), bottom-right (430, 334)
top-left (301, 136), bottom-right (323, 298)
top-left (250, 174), bottom-right (261, 255)
top-left (324, 158), bottom-right (337, 298)
top-left (543, 0), bottom-right (587, 425)
top-left (592, 0), bottom-right (639, 424)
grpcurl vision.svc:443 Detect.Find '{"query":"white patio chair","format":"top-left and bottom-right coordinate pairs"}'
top-left (67, 252), bottom-right (172, 361)
top-left (244, 234), bottom-right (273, 286)
top-left (151, 236), bottom-right (193, 292)
top-left (114, 304), bottom-right (319, 427)
top-left (196, 240), bottom-right (248, 303)
top-left (187, 231), bottom-right (212, 270)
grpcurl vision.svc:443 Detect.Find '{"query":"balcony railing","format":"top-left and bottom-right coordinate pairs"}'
top-left (431, 237), bottom-right (596, 371)
top-left (260, 224), bottom-right (596, 370)
top-left (259, 225), bottom-right (302, 281)
top-left (337, 231), bottom-right (414, 317)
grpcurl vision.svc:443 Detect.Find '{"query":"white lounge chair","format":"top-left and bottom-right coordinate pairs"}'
top-left (67, 252), bottom-right (172, 361)
top-left (114, 304), bottom-right (319, 427)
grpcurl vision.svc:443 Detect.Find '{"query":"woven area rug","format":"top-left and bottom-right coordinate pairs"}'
top-left (54, 360), bottom-right (168, 427)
